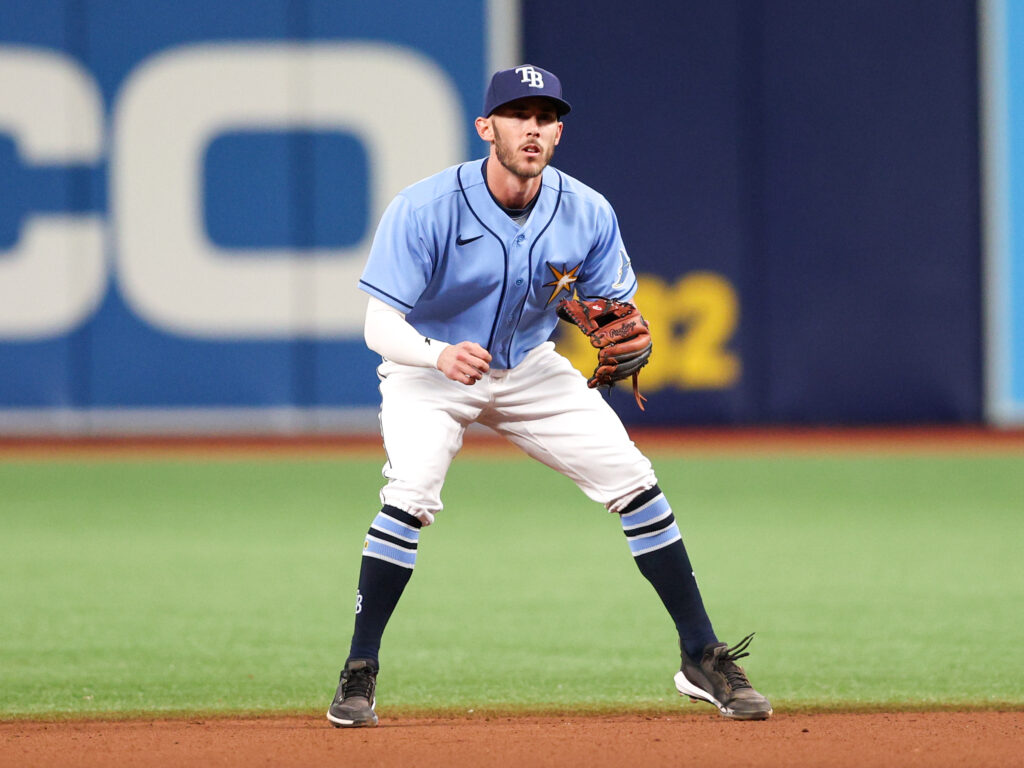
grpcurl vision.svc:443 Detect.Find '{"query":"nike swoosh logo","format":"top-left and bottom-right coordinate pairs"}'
top-left (456, 234), bottom-right (483, 246)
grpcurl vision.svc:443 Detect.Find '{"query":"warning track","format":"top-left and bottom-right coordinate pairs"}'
top-left (1, 426), bottom-right (1022, 460)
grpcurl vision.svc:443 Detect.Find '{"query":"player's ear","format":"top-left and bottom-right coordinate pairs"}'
top-left (553, 121), bottom-right (563, 145)
top-left (475, 116), bottom-right (494, 142)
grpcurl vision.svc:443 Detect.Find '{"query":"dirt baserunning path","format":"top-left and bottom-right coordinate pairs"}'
top-left (3, 711), bottom-right (1022, 768)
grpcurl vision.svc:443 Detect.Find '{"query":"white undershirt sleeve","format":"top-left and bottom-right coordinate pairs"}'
top-left (363, 295), bottom-right (449, 369)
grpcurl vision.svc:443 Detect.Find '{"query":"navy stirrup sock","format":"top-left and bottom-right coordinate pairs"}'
top-left (347, 505), bottom-right (422, 663)
top-left (619, 485), bottom-right (718, 661)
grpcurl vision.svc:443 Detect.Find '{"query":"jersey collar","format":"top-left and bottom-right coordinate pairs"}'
top-left (457, 158), bottom-right (560, 241)
top-left (480, 158), bottom-right (541, 219)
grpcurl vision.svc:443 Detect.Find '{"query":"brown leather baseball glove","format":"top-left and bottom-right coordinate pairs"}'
top-left (556, 296), bottom-right (652, 409)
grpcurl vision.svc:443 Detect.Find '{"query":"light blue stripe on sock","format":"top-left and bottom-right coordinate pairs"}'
top-left (371, 513), bottom-right (421, 543)
top-left (363, 535), bottom-right (417, 569)
top-left (620, 494), bottom-right (671, 530)
top-left (627, 522), bottom-right (682, 557)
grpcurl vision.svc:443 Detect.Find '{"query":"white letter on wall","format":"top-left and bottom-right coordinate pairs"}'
top-left (112, 42), bottom-right (464, 338)
top-left (0, 47), bottom-right (106, 338)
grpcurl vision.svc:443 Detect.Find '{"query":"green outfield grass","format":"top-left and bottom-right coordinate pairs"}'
top-left (1, 451), bottom-right (1022, 718)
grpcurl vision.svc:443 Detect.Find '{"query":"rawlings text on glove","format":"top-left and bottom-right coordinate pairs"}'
top-left (556, 296), bottom-right (652, 409)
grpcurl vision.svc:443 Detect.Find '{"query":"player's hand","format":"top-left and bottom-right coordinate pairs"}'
top-left (436, 341), bottom-right (491, 385)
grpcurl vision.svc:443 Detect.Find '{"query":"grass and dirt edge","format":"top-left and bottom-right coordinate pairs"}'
top-left (4, 699), bottom-right (1023, 725)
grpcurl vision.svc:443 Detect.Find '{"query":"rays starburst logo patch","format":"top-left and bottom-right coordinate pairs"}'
top-left (544, 262), bottom-right (582, 305)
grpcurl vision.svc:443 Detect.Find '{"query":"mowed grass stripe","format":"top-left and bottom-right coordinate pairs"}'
top-left (0, 454), bottom-right (1021, 717)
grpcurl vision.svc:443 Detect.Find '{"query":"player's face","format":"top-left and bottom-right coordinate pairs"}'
top-left (488, 98), bottom-right (562, 179)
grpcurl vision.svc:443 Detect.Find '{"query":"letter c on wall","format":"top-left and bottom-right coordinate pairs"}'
top-left (0, 47), bottom-right (106, 339)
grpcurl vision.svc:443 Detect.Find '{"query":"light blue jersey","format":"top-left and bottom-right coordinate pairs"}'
top-left (359, 159), bottom-right (638, 369)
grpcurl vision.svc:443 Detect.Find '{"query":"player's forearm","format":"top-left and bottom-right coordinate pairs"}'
top-left (364, 296), bottom-right (449, 368)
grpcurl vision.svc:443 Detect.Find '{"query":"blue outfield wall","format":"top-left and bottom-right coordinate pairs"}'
top-left (0, 0), bottom-right (983, 431)
top-left (0, 0), bottom-right (492, 431)
top-left (524, 0), bottom-right (983, 425)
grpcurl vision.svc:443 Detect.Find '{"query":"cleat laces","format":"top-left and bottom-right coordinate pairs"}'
top-left (715, 633), bottom-right (756, 691)
top-left (341, 667), bottom-right (375, 701)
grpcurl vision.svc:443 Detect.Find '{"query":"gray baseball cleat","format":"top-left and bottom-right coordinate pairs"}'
top-left (673, 633), bottom-right (773, 720)
top-left (327, 658), bottom-right (379, 727)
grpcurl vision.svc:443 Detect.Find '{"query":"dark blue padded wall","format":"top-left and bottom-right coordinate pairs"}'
top-left (524, 0), bottom-right (981, 423)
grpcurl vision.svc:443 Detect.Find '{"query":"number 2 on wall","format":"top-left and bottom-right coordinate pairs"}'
top-left (558, 271), bottom-right (741, 391)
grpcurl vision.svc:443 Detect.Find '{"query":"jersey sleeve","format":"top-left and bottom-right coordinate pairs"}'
top-left (573, 200), bottom-right (638, 302)
top-left (358, 194), bottom-right (434, 312)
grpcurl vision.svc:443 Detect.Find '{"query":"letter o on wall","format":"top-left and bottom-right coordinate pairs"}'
top-left (112, 43), bottom-right (464, 339)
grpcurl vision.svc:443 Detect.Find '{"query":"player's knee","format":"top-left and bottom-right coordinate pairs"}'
top-left (605, 471), bottom-right (660, 515)
top-left (378, 489), bottom-right (439, 526)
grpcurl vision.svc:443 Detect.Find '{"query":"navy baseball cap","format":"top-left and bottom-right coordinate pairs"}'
top-left (483, 64), bottom-right (572, 117)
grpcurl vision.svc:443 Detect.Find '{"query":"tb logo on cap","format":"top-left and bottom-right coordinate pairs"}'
top-left (515, 65), bottom-right (545, 88)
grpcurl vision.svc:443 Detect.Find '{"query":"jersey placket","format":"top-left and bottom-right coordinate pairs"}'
top-left (493, 230), bottom-right (531, 368)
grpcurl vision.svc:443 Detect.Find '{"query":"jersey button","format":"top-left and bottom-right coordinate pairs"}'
top-left (515, 278), bottom-right (524, 286)
top-left (515, 234), bottom-right (525, 244)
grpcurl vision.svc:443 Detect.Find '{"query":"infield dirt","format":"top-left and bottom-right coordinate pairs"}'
top-left (4, 711), bottom-right (1023, 768)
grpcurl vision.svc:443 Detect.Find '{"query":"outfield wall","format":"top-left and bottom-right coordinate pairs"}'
top-left (0, 0), bottom-right (998, 431)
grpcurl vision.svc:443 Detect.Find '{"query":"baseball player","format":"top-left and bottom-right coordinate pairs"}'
top-left (327, 64), bottom-right (771, 726)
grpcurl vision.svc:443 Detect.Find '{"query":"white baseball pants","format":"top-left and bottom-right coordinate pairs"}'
top-left (376, 341), bottom-right (658, 524)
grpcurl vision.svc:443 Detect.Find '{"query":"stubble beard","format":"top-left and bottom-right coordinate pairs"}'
top-left (493, 124), bottom-right (554, 180)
